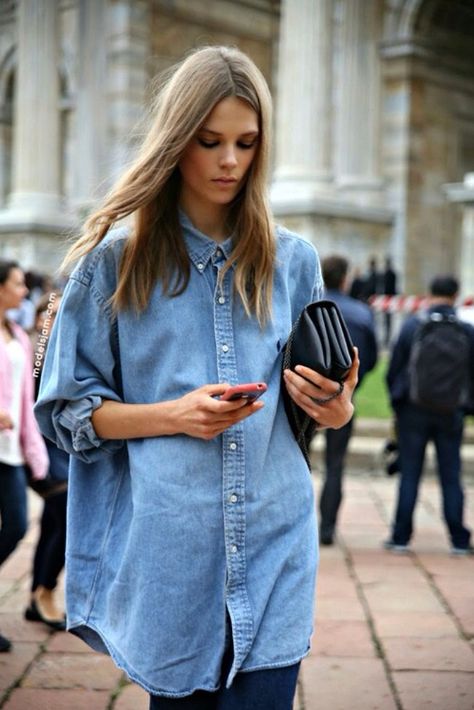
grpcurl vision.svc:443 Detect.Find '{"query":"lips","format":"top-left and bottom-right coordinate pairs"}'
top-left (212, 177), bottom-right (237, 184)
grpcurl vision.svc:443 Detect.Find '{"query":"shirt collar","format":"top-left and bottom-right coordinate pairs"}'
top-left (179, 210), bottom-right (234, 272)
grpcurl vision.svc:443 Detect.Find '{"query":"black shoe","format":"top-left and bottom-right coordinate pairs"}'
top-left (0, 633), bottom-right (11, 652)
top-left (320, 531), bottom-right (334, 546)
top-left (450, 545), bottom-right (474, 557)
top-left (383, 539), bottom-right (410, 553)
top-left (24, 600), bottom-right (66, 631)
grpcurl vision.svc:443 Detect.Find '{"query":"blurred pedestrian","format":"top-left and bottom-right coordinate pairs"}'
top-left (34, 46), bottom-right (357, 709)
top-left (363, 256), bottom-right (382, 301)
top-left (382, 256), bottom-right (398, 347)
top-left (385, 275), bottom-right (474, 555)
top-left (0, 260), bottom-right (49, 652)
top-left (319, 255), bottom-right (378, 545)
top-left (348, 267), bottom-right (367, 302)
top-left (24, 294), bottom-right (68, 631)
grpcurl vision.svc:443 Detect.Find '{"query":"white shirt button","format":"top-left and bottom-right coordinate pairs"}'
top-left (229, 442), bottom-right (237, 451)
top-left (222, 344), bottom-right (229, 353)
top-left (197, 263), bottom-right (204, 271)
top-left (218, 296), bottom-right (225, 304)
top-left (230, 544), bottom-right (238, 554)
top-left (229, 494), bottom-right (238, 503)
top-left (216, 249), bottom-right (223, 258)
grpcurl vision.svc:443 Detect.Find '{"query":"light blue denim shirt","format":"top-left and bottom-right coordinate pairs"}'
top-left (34, 213), bottom-right (323, 697)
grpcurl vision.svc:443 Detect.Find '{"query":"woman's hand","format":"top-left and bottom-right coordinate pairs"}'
top-left (171, 383), bottom-right (264, 440)
top-left (283, 348), bottom-right (359, 430)
top-left (0, 409), bottom-right (13, 431)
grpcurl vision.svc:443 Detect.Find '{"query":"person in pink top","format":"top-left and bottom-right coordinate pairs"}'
top-left (0, 260), bottom-right (49, 652)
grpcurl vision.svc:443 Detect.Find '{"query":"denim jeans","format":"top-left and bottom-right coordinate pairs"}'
top-left (0, 462), bottom-right (27, 565)
top-left (319, 418), bottom-right (354, 539)
top-left (149, 645), bottom-right (300, 710)
top-left (31, 490), bottom-right (67, 591)
top-left (392, 403), bottom-right (471, 548)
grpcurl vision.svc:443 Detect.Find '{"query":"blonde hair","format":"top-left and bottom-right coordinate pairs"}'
top-left (63, 45), bottom-right (275, 324)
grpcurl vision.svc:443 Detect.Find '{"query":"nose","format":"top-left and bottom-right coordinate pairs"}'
top-left (219, 144), bottom-right (238, 169)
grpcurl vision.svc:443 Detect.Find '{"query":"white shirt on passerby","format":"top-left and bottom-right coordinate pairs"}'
top-left (0, 338), bottom-right (25, 466)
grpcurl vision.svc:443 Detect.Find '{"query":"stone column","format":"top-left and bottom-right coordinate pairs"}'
top-left (444, 173), bottom-right (474, 297)
top-left (74, 0), bottom-right (108, 215)
top-left (335, 0), bottom-right (383, 198)
top-left (7, 0), bottom-right (63, 220)
top-left (106, 0), bottom-right (149, 186)
top-left (271, 0), bottom-right (333, 206)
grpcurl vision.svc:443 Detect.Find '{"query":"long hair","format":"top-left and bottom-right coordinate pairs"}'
top-left (62, 46), bottom-right (275, 324)
top-left (0, 260), bottom-right (20, 285)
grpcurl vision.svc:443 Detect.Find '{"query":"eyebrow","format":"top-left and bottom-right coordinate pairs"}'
top-left (199, 128), bottom-right (259, 137)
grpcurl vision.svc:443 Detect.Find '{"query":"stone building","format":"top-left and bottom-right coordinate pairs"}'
top-left (0, 0), bottom-right (473, 296)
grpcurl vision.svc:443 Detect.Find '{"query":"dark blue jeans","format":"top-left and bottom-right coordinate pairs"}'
top-left (31, 490), bottom-right (67, 591)
top-left (392, 404), bottom-right (471, 548)
top-left (0, 462), bottom-right (27, 565)
top-left (149, 646), bottom-right (300, 710)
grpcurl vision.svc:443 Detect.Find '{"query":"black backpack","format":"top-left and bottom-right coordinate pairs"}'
top-left (408, 312), bottom-right (471, 414)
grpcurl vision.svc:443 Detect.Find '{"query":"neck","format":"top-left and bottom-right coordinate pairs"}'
top-left (179, 197), bottom-right (229, 242)
top-left (0, 308), bottom-right (7, 327)
top-left (430, 296), bottom-right (455, 307)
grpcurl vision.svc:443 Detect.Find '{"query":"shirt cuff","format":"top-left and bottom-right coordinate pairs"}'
top-left (57, 396), bottom-right (124, 458)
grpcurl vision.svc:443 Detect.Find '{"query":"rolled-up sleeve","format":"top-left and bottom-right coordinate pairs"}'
top-left (34, 251), bottom-right (125, 463)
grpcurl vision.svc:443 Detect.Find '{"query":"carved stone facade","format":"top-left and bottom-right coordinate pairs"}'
top-left (0, 0), bottom-right (473, 295)
top-left (272, 0), bottom-right (474, 296)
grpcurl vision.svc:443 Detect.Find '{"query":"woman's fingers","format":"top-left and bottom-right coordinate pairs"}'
top-left (283, 370), bottom-right (320, 413)
top-left (176, 385), bottom-right (265, 439)
top-left (283, 362), bottom-right (356, 430)
top-left (283, 367), bottom-right (339, 403)
top-left (346, 347), bottom-right (360, 389)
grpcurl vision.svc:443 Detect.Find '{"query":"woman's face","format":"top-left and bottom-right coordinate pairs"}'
top-left (178, 96), bottom-right (259, 216)
top-left (0, 267), bottom-right (28, 311)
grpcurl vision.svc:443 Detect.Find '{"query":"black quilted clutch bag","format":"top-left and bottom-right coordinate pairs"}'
top-left (282, 300), bottom-right (354, 464)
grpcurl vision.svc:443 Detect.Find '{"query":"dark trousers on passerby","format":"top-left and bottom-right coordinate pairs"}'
top-left (319, 418), bottom-right (354, 543)
top-left (31, 490), bottom-right (67, 592)
top-left (0, 462), bottom-right (27, 565)
top-left (391, 403), bottom-right (471, 548)
top-left (384, 312), bottom-right (393, 347)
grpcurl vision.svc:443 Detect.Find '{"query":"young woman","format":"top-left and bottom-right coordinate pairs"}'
top-left (35, 46), bottom-right (358, 709)
top-left (25, 294), bottom-right (68, 631)
top-left (0, 260), bottom-right (49, 652)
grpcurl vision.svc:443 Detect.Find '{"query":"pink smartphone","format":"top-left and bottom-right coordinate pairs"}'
top-left (220, 382), bottom-right (267, 402)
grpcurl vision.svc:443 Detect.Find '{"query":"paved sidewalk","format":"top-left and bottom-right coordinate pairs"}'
top-left (0, 472), bottom-right (473, 710)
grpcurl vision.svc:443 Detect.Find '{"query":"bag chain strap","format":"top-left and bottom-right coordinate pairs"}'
top-left (283, 317), bottom-right (314, 463)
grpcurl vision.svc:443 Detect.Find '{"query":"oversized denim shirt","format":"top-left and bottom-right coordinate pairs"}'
top-left (34, 213), bottom-right (323, 697)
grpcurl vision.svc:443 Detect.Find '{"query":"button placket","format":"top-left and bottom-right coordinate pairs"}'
top-left (212, 260), bottom-right (252, 659)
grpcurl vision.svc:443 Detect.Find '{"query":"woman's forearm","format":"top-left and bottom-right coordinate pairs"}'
top-left (91, 399), bottom-right (180, 439)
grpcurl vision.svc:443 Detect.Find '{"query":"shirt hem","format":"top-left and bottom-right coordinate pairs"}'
top-left (68, 620), bottom-right (222, 698)
top-left (68, 619), bottom-right (311, 697)
top-left (239, 645), bottom-right (311, 674)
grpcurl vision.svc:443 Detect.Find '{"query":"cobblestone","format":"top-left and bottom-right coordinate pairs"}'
top-left (0, 472), bottom-right (472, 709)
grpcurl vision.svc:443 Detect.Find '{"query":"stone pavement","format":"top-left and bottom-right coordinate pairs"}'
top-left (0, 471), bottom-right (473, 710)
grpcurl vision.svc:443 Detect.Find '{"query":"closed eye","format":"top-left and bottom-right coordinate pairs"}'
top-left (198, 138), bottom-right (219, 148)
top-left (197, 138), bottom-right (257, 150)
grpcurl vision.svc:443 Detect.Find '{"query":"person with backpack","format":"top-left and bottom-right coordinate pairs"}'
top-left (385, 275), bottom-right (474, 555)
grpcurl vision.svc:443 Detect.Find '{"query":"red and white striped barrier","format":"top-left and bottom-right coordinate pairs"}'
top-left (369, 295), bottom-right (474, 313)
